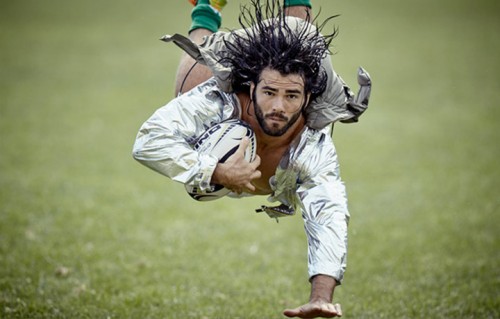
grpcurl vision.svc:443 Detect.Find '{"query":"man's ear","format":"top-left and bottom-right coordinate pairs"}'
top-left (249, 82), bottom-right (255, 101)
top-left (303, 93), bottom-right (311, 109)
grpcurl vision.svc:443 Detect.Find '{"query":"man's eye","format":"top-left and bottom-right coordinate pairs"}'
top-left (288, 95), bottom-right (299, 99)
top-left (263, 91), bottom-right (274, 96)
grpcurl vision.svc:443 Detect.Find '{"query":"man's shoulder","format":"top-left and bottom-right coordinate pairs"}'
top-left (180, 77), bottom-right (226, 98)
top-left (175, 77), bottom-right (241, 119)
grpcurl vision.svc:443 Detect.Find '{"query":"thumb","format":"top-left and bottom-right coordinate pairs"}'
top-left (283, 307), bottom-right (301, 318)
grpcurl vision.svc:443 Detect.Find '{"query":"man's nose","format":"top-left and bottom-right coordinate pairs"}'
top-left (272, 97), bottom-right (286, 111)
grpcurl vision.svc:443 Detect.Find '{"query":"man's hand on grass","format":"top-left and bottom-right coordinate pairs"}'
top-left (283, 301), bottom-right (342, 318)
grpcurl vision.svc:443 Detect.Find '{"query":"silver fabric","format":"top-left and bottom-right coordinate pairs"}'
top-left (161, 16), bottom-right (372, 130)
top-left (133, 78), bottom-right (349, 282)
top-left (340, 67), bottom-right (372, 124)
top-left (269, 125), bottom-right (349, 281)
top-left (133, 78), bottom-right (240, 191)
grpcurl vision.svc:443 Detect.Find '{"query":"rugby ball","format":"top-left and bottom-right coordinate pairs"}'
top-left (185, 119), bottom-right (257, 201)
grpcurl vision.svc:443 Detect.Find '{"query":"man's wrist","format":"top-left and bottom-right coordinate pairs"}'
top-left (211, 163), bottom-right (225, 185)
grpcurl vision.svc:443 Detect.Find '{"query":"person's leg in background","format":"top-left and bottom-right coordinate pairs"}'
top-left (174, 0), bottom-right (226, 95)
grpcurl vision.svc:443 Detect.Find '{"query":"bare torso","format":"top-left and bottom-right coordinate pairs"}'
top-left (250, 144), bottom-right (287, 195)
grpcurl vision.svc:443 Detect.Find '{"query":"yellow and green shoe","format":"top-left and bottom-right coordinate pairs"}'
top-left (188, 0), bottom-right (227, 13)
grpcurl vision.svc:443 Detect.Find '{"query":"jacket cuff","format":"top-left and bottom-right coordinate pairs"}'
top-left (192, 153), bottom-right (219, 192)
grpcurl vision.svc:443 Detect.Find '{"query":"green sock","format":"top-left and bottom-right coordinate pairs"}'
top-left (284, 0), bottom-right (312, 8)
top-left (189, 3), bottom-right (221, 33)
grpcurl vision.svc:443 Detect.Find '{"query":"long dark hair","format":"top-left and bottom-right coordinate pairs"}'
top-left (220, 0), bottom-right (338, 102)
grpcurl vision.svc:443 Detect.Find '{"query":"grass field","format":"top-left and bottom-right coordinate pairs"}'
top-left (1, 0), bottom-right (499, 318)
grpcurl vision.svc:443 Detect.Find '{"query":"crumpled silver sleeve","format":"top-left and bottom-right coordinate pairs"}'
top-left (271, 127), bottom-right (349, 282)
top-left (132, 78), bottom-right (239, 190)
top-left (297, 131), bottom-right (349, 282)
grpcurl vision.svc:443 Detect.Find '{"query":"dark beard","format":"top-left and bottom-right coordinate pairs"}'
top-left (253, 91), bottom-right (302, 137)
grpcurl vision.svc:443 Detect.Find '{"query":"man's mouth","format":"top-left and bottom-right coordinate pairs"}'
top-left (266, 113), bottom-right (287, 122)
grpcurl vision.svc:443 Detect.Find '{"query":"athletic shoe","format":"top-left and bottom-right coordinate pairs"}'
top-left (188, 0), bottom-right (227, 12)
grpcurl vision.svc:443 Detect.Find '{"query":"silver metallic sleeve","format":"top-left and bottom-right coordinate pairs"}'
top-left (275, 128), bottom-right (349, 282)
top-left (298, 132), bottom-right (349, 282)
top-left (132, 79), bottom-right (239, 190)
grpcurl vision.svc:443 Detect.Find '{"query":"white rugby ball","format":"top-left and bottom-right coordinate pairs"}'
top-left (185, 119), bottom-right (257, 201)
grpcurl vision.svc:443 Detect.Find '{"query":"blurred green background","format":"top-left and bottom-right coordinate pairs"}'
top-left (1, 0), bottom-right (498, 318)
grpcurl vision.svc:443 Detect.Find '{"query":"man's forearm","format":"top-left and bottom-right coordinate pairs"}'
top-left (309, 274), bottom-right (337, 303)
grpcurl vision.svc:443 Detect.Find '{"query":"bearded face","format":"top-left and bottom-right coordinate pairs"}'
top-left (251, 68), bottom-right (309, 137)
top-left (253, 89), bottom-right (303, 137)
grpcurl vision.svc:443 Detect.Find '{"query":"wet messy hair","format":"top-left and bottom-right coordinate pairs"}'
top-left (220, 0), bottom-right (338, 101)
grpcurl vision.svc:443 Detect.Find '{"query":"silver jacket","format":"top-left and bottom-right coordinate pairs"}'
top-left (133, 78), bottom-right (349, 282)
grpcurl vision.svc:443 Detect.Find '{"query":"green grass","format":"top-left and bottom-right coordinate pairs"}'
top-left (1, 0), bottom-right (499, 318)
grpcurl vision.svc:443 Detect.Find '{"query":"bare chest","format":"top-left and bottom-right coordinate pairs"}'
top-left (250, 146), bottom-right (287, 195)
